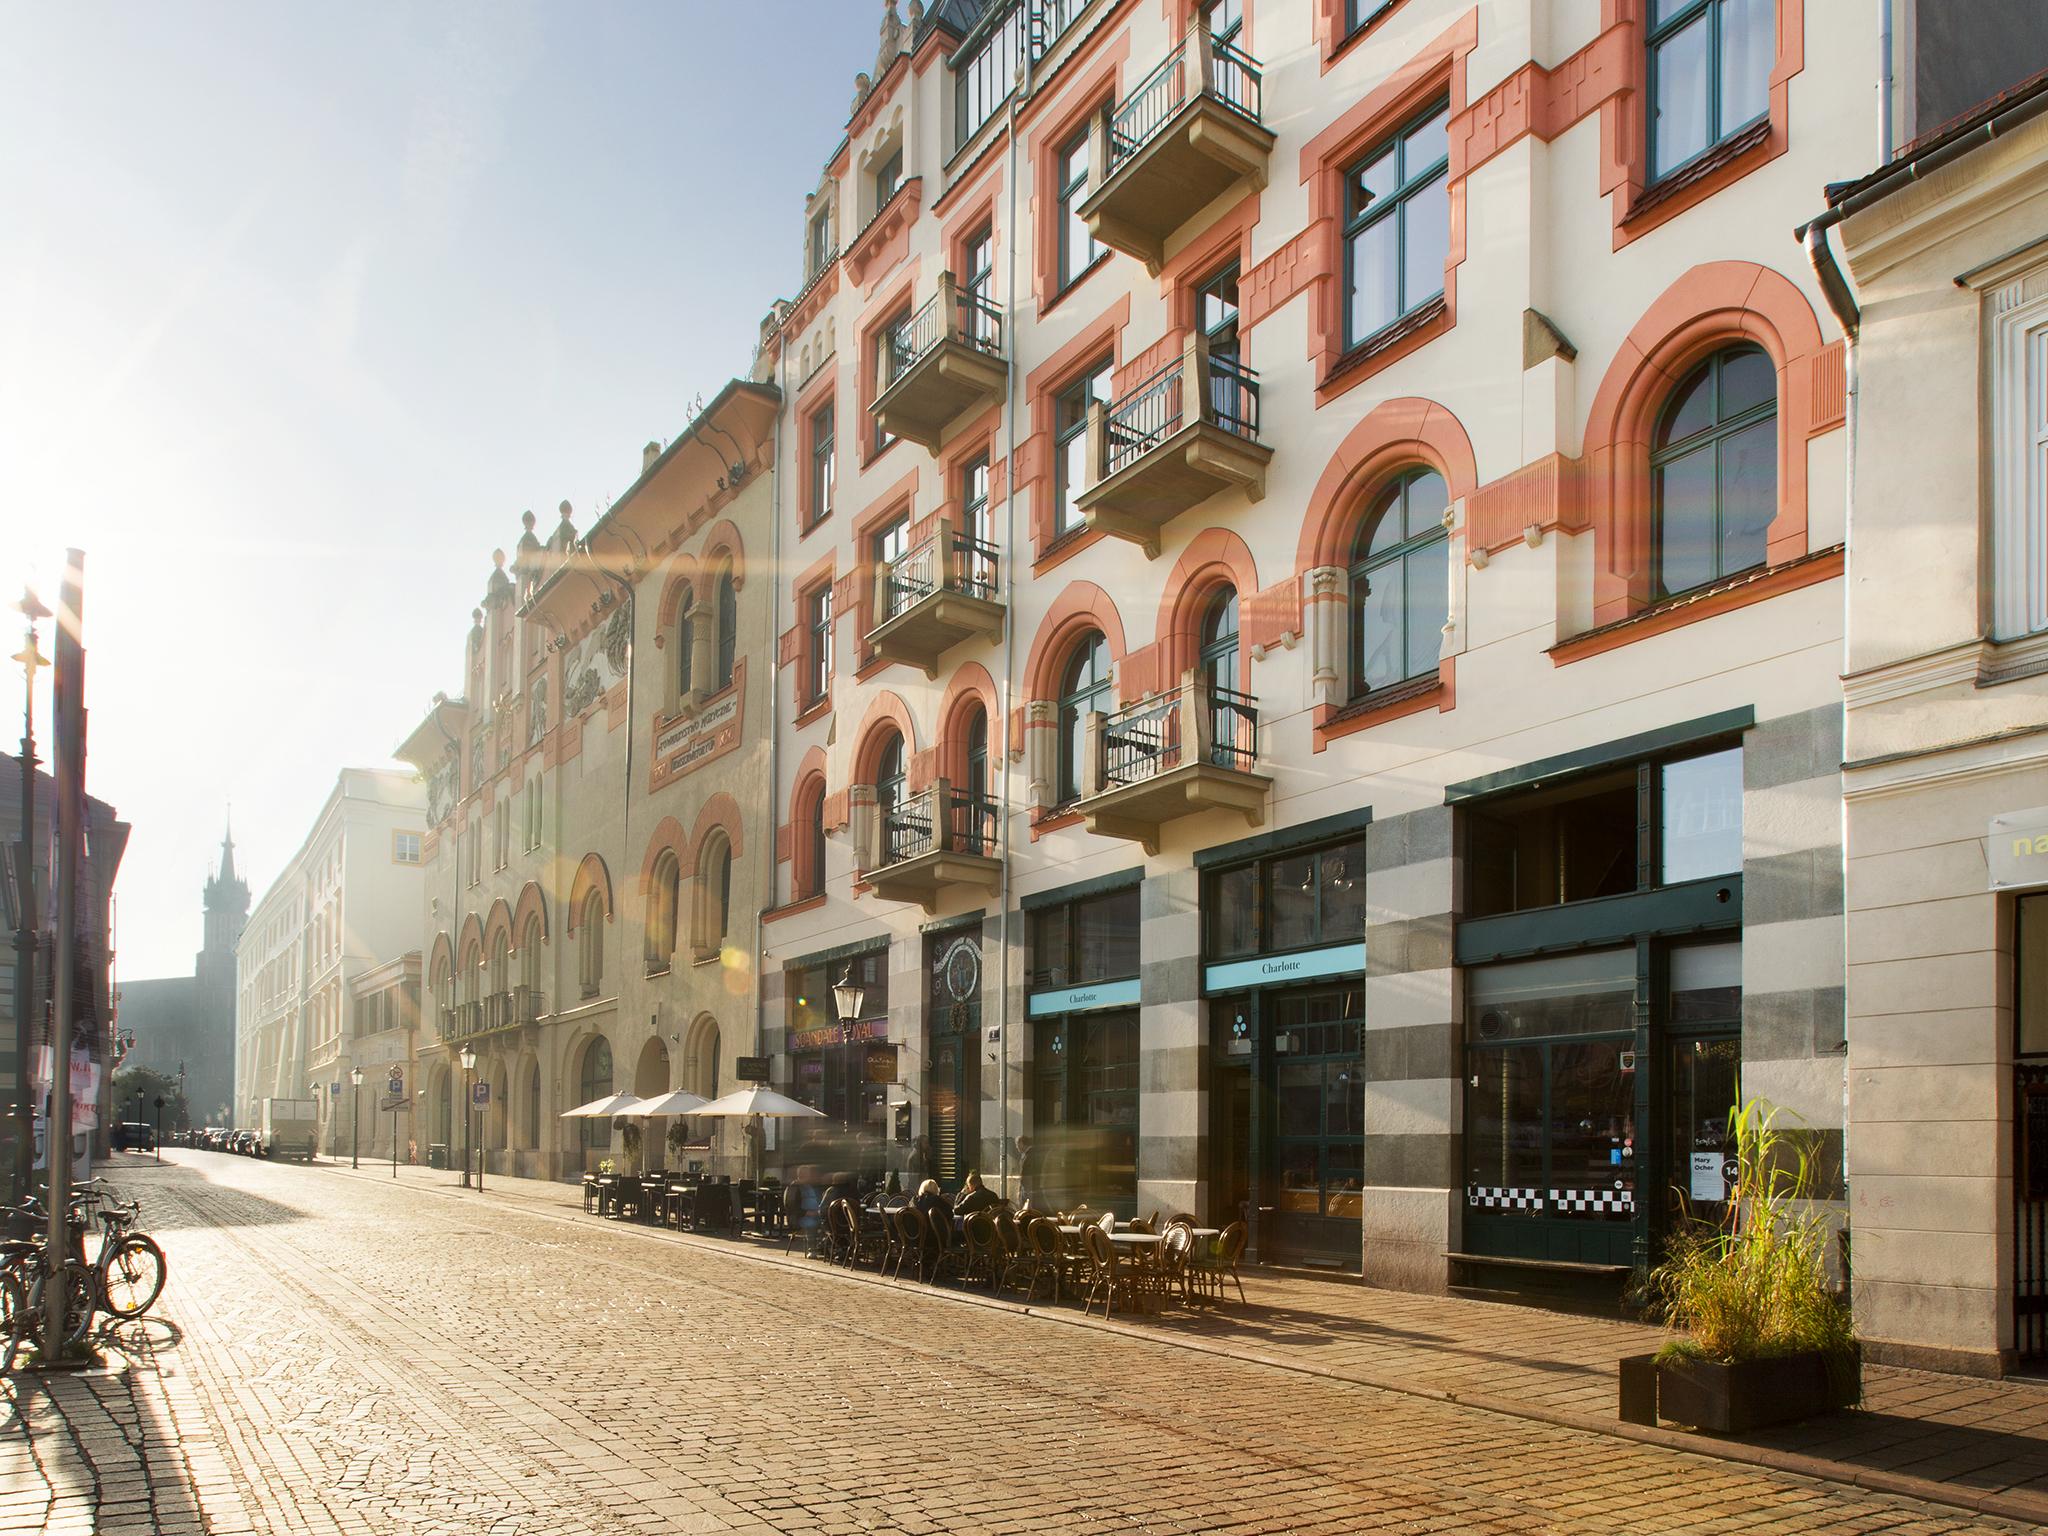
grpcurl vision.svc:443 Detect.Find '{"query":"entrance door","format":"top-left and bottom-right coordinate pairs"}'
top-left (927, 1033), bottom-right (981, 1188)
top-left (2016, 894), bottom-right (2048, 1362)
top-left (1260, 986), bottom-right (1363, 1268)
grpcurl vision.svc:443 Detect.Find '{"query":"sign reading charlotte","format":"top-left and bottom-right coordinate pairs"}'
top-left (1990, 805), bottom-right (2048, 892)
top-left (649, 661), bottom-right (746, 792)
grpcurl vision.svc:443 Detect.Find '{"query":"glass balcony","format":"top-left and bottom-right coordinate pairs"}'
top-left (1078, 671), bottom-right (1270, 851)
top-left (871, 271), bottom-right (1008, 452)
top-left (864, 514), bottom-right (1005, 675)
top-left (1078, 26), bottom-right (1274, 272)
top-left (1075, 335), bottom-right (1271, 553)
top-left (865, 780), bottom-right (1002, 911)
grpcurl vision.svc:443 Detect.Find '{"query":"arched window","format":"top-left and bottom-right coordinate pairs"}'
top-left (1058, 631), bottom-right (1111, 804)
top-left (1199, 588), bottom-right (1245, 765)
top-left (489, 930), bottom-right (510, 997)
top-left (875, 732), bottom-right (907, 819)
top-left (578, 1037), bottom-right (612, 1151)
top-left (1349, 468), bottom-right (1449, 696)
top-left (1653, 344), bottom-right (1775, 600)
top-left (459, 939), bottom-right (482, 1007)
top-left (647, 851), bottom-right (680, 972)
top-left (798, 777), bottom-right (828, 900)
top-left (714, 573), bottom-right (738, 691)
top-left (524, 1059), bottom-right (541, 1148)
top-left (579, 891), bottom-right (605, 997)
top-left (431, 955), bottom-right (452, 1028)
top-left (961, 708), bottom-right (993, 854)
top-left (697, 836), bottom-right (734, 953)
top-left (675, 591), bottom-right (695, 699)
top-left (519, 916), bottom-right (542, 993)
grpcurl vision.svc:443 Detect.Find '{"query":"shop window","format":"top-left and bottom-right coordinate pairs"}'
top-left (1030, 884), bottom-right (1140, 991)
top-left (1056, 629), bottom-right (1112, 804)
top-left (1205, 838), bottom-right (1367, 960)
top-left (1033, 1010), bottom-right (1139, 1213)
top-left (2019, 894), bottom-right (2048, 1057)
top-left (786, 950), bottom-right (889, 1137)
top-left (1658, 747), bottom-right (1743, 884)
top-left (1652, 345), bottom-right (1775, 600)
top-left (1349, 468), bottom-right (1449, 696)
top-left (1647, 0), bottom-right (1773, 183)
top-left (1342, 100), bottom-right (1449, 351)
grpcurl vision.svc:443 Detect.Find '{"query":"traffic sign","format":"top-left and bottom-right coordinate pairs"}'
top-left (387, 1069), bottom-right (404, 1094)
top-left (472, 1081), bottom-right (491, 1108)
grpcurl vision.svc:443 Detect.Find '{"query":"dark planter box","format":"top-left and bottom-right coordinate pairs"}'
top-left (1654, 1347), bottom-right (1861, 1433)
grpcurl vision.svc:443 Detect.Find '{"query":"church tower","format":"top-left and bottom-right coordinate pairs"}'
top-left (201, 822), bottom-right (251, 966)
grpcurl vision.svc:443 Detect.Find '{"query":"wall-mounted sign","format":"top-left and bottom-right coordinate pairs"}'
top-left (736, 1055), bottom-right (770, 1083)
top-left (1990, 806), bottom-right (2048, 891)
top-left (1203, 941), bottom-right (1367, 995)
top-left (1026, 977), bottom-right (1141, 1017)
top-left (787, 1017), bottom-right (889, 1053)
top-left (648, 663), bottom-right (747, 793)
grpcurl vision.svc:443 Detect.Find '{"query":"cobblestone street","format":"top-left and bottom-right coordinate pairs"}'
top-left (3, 1151), bottom-right (2043, 1535)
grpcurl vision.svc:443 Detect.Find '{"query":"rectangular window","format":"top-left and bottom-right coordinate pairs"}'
top-left (960, 454), bottom-right (995, 596)
top-left (1647, 0), bottom-right (1773, 181)
top-left (1345, 0), bottom-right (1396, 36)
top-left (1206, 839), bottom-right (1367, 958)
top-left (1053, 359), bottom-right (1112, 537)
top-left (392, 831), bottom-right (422, 865)
top-left (875, 310), bottom-right (911, 449)
top-left (874, 147), bottom-right (903, 209)
top-left (1057, 117), bottom-right (1107, 290)
top-left (963, 224), bottom-right (997, 347)
top-left (1658, 748), bottom-right (1743, 884)
top-left (493, 802), bottom-right (509, 871)
top-left (1030, 885), bottom-right (1140, 990)
top-left (524, 779), bottom-right (542, 851)
top-left (1342, 100), bottom-right (1450, 349)
top-left (1991, 289), bottom-right (2048, 639)
top-left (804, 583), bottom-right (833, 706)
top-left (809, 402), bottom-right (835, 526)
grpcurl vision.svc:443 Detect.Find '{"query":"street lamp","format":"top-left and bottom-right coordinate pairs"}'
top-left (458, 1044), bottom-right (476, 1188)
top-left (832, 966), bottom-right (864, 1032)
top-left (349, 1066), bottom-right (363, 1169)
top-left (8, 588), bottom-right (49, 1218)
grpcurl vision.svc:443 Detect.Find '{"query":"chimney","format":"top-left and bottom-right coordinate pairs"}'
top-left (643, 440), bottom-right (662, 474)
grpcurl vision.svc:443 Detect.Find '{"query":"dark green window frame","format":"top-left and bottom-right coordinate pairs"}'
top-left (1341, 96), bottom-right (1449, 350)
top-left (1650, 345), bottom-right (1775, 600)
top-left (1646, 0), bottom-right (1773, 183)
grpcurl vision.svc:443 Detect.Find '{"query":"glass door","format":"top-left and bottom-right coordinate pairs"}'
top-left (1664, 940), bottom-right (1742, 1224)
top-left (1260, 986), bottom-right (1364, 1268)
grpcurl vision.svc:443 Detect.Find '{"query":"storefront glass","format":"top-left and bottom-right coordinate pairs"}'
top-left (1029, 882), bottom-right (1142, 1213)
top-left (786, 949), bottom-right (890, 1163)
top-left (1264, 986), bottom-right (1364, 1265)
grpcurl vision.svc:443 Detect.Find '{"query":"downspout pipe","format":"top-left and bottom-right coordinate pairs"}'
top-left (760, 335), bottom-right (786, 1175)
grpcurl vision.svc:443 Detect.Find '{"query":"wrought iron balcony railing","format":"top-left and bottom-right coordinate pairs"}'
top-left (1102, 351), bottom-right (1261, 480)
top-left (1107, 27), bottom-right (1264, 174)
top-left (881, 784), bottom-right (999, 868)
top-left (883, 281), bottom-right (1004, 392)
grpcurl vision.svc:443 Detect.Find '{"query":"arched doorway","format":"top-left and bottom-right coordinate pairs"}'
top-left (575, 1036), bottom-right (614, 1165)
top-left (634, 1037), bottom-right (671, 1169)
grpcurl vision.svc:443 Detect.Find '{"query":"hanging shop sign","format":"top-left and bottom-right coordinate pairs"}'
top-left (1203, 940), bottom-right (1367, 995)
top-left (1026, 977), bottom-right (1142, 1017)
top-left (1990, 806), bottom-right (2048, 891)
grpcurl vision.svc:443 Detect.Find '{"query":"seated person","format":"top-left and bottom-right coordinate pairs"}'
top-left (952, 1170), bottom-right (1001, 1217)
top-left (913, 1177), bottom-right (952, 1235)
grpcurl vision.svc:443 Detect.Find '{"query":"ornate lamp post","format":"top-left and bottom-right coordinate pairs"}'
top-left (8, 589), bottom-right (49, 1220)
top-left (349, 1065), bottom-right (363, 1170)
top-left (458, 1044), bottom-right (476, 1188)
top-left (832, 966), bottom-right (865, 1142)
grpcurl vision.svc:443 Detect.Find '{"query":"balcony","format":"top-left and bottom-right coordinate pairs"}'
top-left (447, 986), bottom-right (544, 1041)
top-left (1078, 671), bottom-right (1270, 852)
top-left (870, 272), bottom-right (1008, 452)
top-left (1076, 335), bottom-right (1271, 554)
top-left (864, 780), bottom-right (1002, 912)
top-left (864, 514), bottom-right (1005, 675)
top-left (1078, 27), bottom-right (1273, 272)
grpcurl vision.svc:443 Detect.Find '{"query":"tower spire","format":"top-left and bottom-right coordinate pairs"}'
top-left (219, 811), bottom-right (236, 885)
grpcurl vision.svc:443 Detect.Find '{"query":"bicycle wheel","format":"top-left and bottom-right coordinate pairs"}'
top-left (98, 1233), bottom-right (167, 1319)
top-left (26, 1261), bottom-right (94, 1349)
top-left (0, 1266), bottom-right (27, 1370)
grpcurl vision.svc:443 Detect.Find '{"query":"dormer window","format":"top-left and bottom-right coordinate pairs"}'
top-left (874, 146), bottom-right (903, 211)
top-left (808, 205), bottom-right (834, 279)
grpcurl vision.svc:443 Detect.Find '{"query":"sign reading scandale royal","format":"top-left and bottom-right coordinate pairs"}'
top-left (1203, 941), bottom-right (1367, 994)
top-left (1990, 805), bottom-right (2048, 892)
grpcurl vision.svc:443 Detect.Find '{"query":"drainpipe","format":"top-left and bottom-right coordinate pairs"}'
top-left (994, 36), bottom-right (1035, 1200)
top-left (761, 342), bottom-right (786, 1171)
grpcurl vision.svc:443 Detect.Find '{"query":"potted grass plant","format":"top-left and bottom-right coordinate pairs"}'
top-left (1647, 1100), bottom-right (1858, 1433)
top-left (619, 1122), bottom-right (643, 1176)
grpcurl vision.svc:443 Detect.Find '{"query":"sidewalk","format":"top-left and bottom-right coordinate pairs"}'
top-left (330, 1157), bottom-right (2048, 1528)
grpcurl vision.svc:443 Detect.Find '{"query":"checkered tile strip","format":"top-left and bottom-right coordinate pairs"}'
top-left (1466, 1186), bottom-right (1544, 1211)
top-left (1549, 1187), bottom-right (1635, 1214)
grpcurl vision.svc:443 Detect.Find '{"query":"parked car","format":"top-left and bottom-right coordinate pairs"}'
top-left (111, 1121), bottom-right (156, 1152)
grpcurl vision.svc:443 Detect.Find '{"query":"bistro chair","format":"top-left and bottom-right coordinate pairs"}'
top-left (783, 1184), bottom-right (817, 1255)
top-left (920, 1206), bottom-right (966, 1286)
top-left (1081, 1224), bottom-right (1128, 1320)
top-left (850, 1201), bottom-right (890, 1269)
top-left (1190, 1220), bottom-right (1248, 1306)
top-left (1022, 1216), bottom-right (1065, 1303)
top-left (581, 1173), bottom-right (601, 1214)
top-left (960, 1210), bottom-right (999, 1289)
top-left (991, 1209), bottom-right (1030, 1297)
top-left (884, 1205), bottom-right (919, 1279)
top-left (1160, 1222), bottom-right (1195, 1307)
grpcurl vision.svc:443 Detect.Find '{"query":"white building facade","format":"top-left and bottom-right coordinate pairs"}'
top-left (234, 768), bottom-right (427, 1130)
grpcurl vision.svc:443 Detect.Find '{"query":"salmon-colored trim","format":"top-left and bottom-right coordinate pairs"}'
top-left (567, 852), bottom-right (615, 931)
top-left (1580, 261), bottom-right (1827, 625)
top-left (794, 373), bottom-right (838, 534)
top-left (1452, 23), bottom-right (1633, 179)
top-left (1160, 191), bottom-right (1261, 336)
top-left (1024, 295), bottom-right (1132, 558)
top-left (857, 263), bottom-right (924, 469)
top-left (940, 159), bottom-right (1004, 288)
top-left (1599, 0), bottom-right (1806, 251)
top-left (1465, 452), bottom-right (1588, 558)
top-left (1295, 397), bottom-right (1478, 576)
top-left (848, 52), bottom-right (912, 142)
top-left (845, 178), bottom-right (924, 292)
top-left (1153, 528), bottom-right (1260, 687)
top-left (851, 690), bottom-right (921, 788)
top-left (1317, 0), bottom-right (1413, 72)
top-left (653, 557), bottom-right (701, 643)
top-left (843, 467), bottom-right (922, 667)
top-left (1027, 34), bottom-right (1132, 315)
top-left (783, 261), bottom-right (842, 345)
top-left (1550, 547), bottom-right (1843, 666)
top-left (688, 792), bottom-right (746, 863)
top-left (1030, 809), bottom-right (1086, 841)
top-left (1312, 658), bottom-right (1456, 751)
top-left (937, 663), bottom-right (1001, 787)
top-left (762, 894), bottom-right (828, 925)
top-left (428, 932), bottom-right (455, 983)
top-left (1031, 526), bottom-right (1112, 577)
top-left (790, 551), bottom-right (838, 714)
top-left (694, 517), bottom-right (747, 600)
top-left (1300, 14), bottom-right (1476, 405)
top-left (1023, 580), bottom-right (1132, 704)
top-left (482, 897), bottom-right (514, 957)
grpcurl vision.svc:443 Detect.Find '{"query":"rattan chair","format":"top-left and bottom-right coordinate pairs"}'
top-left (1082, 1224), bottom-right (1129, 1319)
top-left (960, 1210), bottom-right (1000, 1288)
top-left (1160, 1221), bottom-right (1195, 1307)
top-left (884, 1205), bottom-right (920, 1279)
top-left (1190, 1219), bottom-right (1248, 1305)
top-left (1022, 1216), bottom-right (1065, 1302)
top-left (920, 1206), bottom-right (966, 1286)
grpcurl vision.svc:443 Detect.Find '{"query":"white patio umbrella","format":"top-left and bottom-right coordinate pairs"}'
top-left (559, 1092), bottom-right (645, 1118)
top-left (621, 1090), bottom-right (709, 1117)
top-left (689, 1086), bottom-right (825, 1183)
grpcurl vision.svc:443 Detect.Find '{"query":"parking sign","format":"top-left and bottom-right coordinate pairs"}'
top-left (472, 1080), bottom-right (491, 1108)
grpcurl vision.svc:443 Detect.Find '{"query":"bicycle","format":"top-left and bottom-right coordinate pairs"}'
top-left (0, 1182), bottom-right (166, 1369)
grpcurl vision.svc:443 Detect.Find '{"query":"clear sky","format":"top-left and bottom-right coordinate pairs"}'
top-left (1, 1), bottom-right (886, 980)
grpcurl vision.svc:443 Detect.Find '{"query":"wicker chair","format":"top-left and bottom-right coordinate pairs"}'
top-left (1191, 1219), bottom-right (1248, 1305)
top-left (1081, 1224), bottom-right (1130, 1319)
top-left (921, 1206), bottom-right (966, 1286)
top-left (1021, 1216), bottom-right (1065, 1302)
top-left (992, 1209), bottom-right (1037, 1297)
top-left (960, 1210), bottom-right (1000, 1289)
top-left (886, 1205), bottom-right (923, 1279)
top-left (1160, 1221), bottom-right (1195, 1307)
